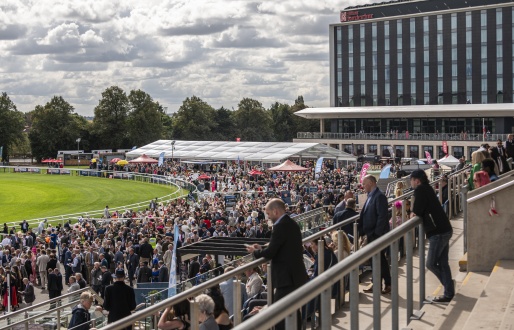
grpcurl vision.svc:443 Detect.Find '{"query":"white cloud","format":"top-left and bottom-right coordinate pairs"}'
top-left (0, 0), bottom-right (375, 115)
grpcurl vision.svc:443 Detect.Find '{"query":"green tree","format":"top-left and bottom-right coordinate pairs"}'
top-left (160, 105), bottom-right (174, 140)
top-left (171, 96), bottom-right (217, 140)
top-left (92, 86), bottom-right (129, 149)
top-left (28, 96), bottom-right (86, 161)
top-left (269, 102), bottom-right (296, 142)
top-left (127, 89), bottom-right (163, 146)
top-left (0, 92), bottom-right (24, 161)
top-left (233, 98), bottom-right (273, 141)
top-left (291, 96), bottom-right (318, 134)
top-left (212, 107), bottom-right (235, 141)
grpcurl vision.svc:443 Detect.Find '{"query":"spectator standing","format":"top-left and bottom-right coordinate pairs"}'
top-left (246, 198), bottom-right (307, 330)
top-left (126, 248), bottom-right (139, 287)
top-left (358, 175), bottom-right (391, 294)
top-left (100, 265), bottom-right (113, 298)
top-left (137, 261), bottom-right (152, 284)
top-left (85, 247), bottom-right (99, 284)
top-left (19, 278), bottom-right (35, 306)
top-left (48, 268), bottom-right (63, 308)
top-left (158, 261), bottom-right (169, 282)
top-left (219, 266), bottom-right (247, 317)
top-left (90, 263), bottom-right (102, 294)
top-left (410, 169), bottom-right (454, 303)
top-left (102, 269), bottom-right (136, 330)
top-left (68, 276), bottom-right (81, 302)
top-left (36, 250), bottom-right (50, 289)
top-left (69, 292), bottom-right (93, 330)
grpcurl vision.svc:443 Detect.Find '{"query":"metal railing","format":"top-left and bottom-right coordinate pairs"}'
top-left (297, 131), bottom-right (508, 142)
top-left (100, 169), bottom-right (468, 330)
top-left (0, 166), bottom-right (194, 227)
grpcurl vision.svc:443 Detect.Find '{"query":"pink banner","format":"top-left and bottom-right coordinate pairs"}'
top-left (425, 151), bottom-right (433, 164)
top-left (360, 163), bottom-right (371, 184)
top-left (442, 141), bottom-right (448, 154)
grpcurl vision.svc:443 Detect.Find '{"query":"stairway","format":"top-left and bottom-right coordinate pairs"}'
top-left (414, 259), bottom-right (514, 330)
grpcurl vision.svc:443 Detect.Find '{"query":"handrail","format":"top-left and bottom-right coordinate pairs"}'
top-left (0, 286), bottom-right (91, 322)
top-left (467, 174), bottom-right (514, 203)
top-left (233, 216), bottom-right (423, 329)
top-left (5, 300), bottom-right (78, 328)
top-left (297, 131), bottom-right (508, 142)
top-left (101, 172), bottom-right (464, 330)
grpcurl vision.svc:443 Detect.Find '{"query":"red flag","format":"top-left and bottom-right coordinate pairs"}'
top-left (425, 151), bottom-right (433, 164)
top-left (442, 141), bottom-right (448, 155)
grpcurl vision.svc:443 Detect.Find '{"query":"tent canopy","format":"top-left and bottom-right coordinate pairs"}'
top-left (437, 155), bottom-right (460, 166)
top-left (268, 160), bottom-right (309, 172)
top-left (128, 154), bottom-right (159, 163)
top-left (126, 140), bottom-right (356, 163)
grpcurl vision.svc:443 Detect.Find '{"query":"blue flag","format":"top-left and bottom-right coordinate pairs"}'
top-left (168, 224), bottom-right (180, 298)
top-left (315, 157), bottom-right (324, 179)
top-left (132, 146), bottom-right (137, 150)
top-left (158, 152), bottom-right (165, 166)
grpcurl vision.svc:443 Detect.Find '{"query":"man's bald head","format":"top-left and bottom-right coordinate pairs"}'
top-left (265, 198), bottom-right (287, 223)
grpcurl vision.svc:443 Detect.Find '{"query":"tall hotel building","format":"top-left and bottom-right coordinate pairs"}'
top-left (294, 0), bottom-right (514, 160)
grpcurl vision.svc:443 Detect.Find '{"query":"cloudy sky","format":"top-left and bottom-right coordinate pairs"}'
top-left (0, 0), bottom-right (371, 116)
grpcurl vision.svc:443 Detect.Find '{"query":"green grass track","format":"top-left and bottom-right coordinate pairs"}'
top-left (0, 172), bottom-right (179, 223)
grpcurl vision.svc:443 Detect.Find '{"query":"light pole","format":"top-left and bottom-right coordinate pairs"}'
top-left (76, 138), bottom-right (81, 168)
top-left (171, 140), bottom-right (175, 162)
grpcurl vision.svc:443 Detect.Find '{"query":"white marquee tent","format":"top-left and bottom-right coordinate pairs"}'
top-left (126, 140), bottom-right (356, 163)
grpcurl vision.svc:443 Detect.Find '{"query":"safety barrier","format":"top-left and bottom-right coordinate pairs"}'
top-left (101, 170), bottom-right (468, 330)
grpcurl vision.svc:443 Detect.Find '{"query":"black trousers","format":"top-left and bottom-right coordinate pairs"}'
top-left (274, 286), bottom-right (302, 330)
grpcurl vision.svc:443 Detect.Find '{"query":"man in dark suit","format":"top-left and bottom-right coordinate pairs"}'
top-left (333, 198), bottom-right (359, 243)
top-left (137, 261), bottom-right (152, 283)
top-left (490, 138), bottom-right (510, 174)
top-left (246, 198), bottom-right (307, 330)
top-left (158, 261), bottom-right (169, 282)
top-left (102, 269), bottom-right (136, 330)
top-left (125, 248), bottom-right (139, 287)
top-left (188, 257), bottom-right (200, 279)
top-left (358, 175), bottom-right (391, 294)
top-left (506, 134), bottom-right (514, 160)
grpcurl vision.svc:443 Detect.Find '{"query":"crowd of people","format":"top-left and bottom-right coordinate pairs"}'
top-left (2, 139), bottom-right (512, 328)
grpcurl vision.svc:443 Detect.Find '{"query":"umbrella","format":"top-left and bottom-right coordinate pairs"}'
top-left (268, 160), bottom-right (309, 172)
top-left (110, 158), bottom-right (121, 163)
top-left (54, 159), bottom-right (63, 163)
top-left (117, 160), bottom-right (128, 166)
top-left (248, 169), bottom-right (264, 176)
top-left (198, 174), bottom-right (211, 180)
top-left (128, 154), bottom-right (159, 164)
top-left (41, 159), bottom-right (52, 163)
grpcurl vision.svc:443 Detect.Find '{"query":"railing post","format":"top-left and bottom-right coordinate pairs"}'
top-left (448, 176), bottom-right (453, 218)
top-left (406, 228), bottom-right (424, 322)
top-left (337, 230), bottom-right (346, 308)
top-left (57, 308), bottom-right (61, 330)
top-left (372, 253), bottom-right (381, 330)
top-left (350, 268), bottom-right (359, 330)
top-left (461, 185), bottom-right (469, 254)
top-left (390, 240), bottom-right (399, 330)
top-left (419, 222), bottom-right (426, 309)
top-left (285, 312), bottom-right (298, 329)
top-left (320, 287), bottom-right (331, 330)
top-left (233, 279), bottom-right (242, 326)
top-left (353, 222), bottom-right (359, 252)
top-left (190, 300), bottom-right (199, 330)
top-left (267, 263), bottom-right (273, 306)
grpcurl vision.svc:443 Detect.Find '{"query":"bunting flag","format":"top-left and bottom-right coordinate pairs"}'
top-left (359, 163), bottom-right (371, 184)
top-left (425, 151), bottom-right (433, 164)
top-left (314, 157), bottom-right (324, 179)
top-left (158, 152), bottom-right (165, 166)
top-left (168, 224), bottom-right (180, 298)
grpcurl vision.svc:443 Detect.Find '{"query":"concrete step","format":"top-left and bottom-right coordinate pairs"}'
top-left (432, 271), bottom-right (490, 330)
top-left (499, 276), bottom-right (514, 329)
top-left (462, 260), bottom-right (514, 329)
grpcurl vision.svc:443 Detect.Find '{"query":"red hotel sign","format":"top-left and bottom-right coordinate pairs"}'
top-left (340, 11), bottom-right (374, 22)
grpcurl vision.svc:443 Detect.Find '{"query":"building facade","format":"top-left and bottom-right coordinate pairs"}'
top-left (332, 0), bottom-right (514, 108)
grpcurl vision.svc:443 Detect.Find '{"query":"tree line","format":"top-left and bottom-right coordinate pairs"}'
top-left (0, 88), bottom-right (317, 162)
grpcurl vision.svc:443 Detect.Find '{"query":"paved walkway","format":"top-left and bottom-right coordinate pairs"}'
top-left (326, 214), bottom-right (465, 329)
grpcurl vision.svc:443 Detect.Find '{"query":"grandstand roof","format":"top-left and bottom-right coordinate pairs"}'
top-left (294, 104), bottom-right (514, 119)
top-left (126, 140), bottom-right (357, 163)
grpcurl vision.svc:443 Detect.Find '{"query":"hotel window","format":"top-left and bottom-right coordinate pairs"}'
top-left (437, 146), bottom-right (446, 159)
top-left (423, 146), bottom-right (434, 158)
top-left (409, 145), bottom-right (419, 158)
top-left (348, 25), bottom-right (353, 41)
top-left (368, 144), bottom-right (378, 155)
top-left (452, 146), bottom-right (464, 159)
top-left (381, 145), bottom-right (392, 157)
top-left (355, 144), bottom-right (365, 156)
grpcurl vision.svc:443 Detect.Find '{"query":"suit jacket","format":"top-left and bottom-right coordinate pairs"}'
top-left (506, 139), bottom-right (514, 159)
top-left (126, 253), bottom-right (139, 272)
top-left (137, 266), bottom-right (152, 283)
top-left (86, 251), bottom-right (99, 267)
top-left (48, 272), bottom-right (63, 292)
top-left (253, 214), bottom-right (308, 290)
top-left (103, 281), bottom-right (136, 324)
top-left (358, 187), bottom-right (389, 241)
top-left (158, 265), bottom-right (169, 282)
top-left (188, 261), bottom-right (200, 279)
top-left (333, 208), bottom-right (359, 236)
top-left (490, 146), bottom-right (510, 174)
